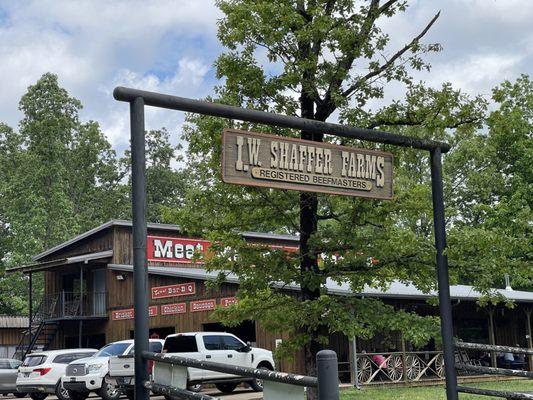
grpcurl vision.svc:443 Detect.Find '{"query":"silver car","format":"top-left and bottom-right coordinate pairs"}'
top-left (0, 358), bottom-right (26, 397)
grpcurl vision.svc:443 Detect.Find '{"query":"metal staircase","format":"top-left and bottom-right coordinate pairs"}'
top-left (13, 299), bottom-right (59, 360)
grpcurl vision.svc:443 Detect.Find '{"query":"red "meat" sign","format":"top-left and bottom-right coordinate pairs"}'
top-left (147, 235), bottom-right (211, 263)
top-left (151, 282), bottom-right (196, 299)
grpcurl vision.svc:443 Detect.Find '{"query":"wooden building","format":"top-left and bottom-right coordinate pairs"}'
top-left (0, 316), bottom-right (28, 358)
top-left (8, 220), bottom-right (533, 381)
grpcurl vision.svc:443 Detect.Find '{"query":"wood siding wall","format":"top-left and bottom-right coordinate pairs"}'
top-left (0, 328), bottom-right (25, 345)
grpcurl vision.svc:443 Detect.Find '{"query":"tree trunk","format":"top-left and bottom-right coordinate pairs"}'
top-left (300, 86), bottom-right (327, 399)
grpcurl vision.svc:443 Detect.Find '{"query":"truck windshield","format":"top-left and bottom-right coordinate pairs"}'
top-left (163, 336), bottom-right (198, 353)
top-left (95, 343), bottom-right (131, 357)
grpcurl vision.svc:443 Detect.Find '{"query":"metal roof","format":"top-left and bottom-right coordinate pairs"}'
top-left (9, 250), bottom-right (114, 273)
top-left (0, 315), bottom-right (29, 328)
top-left (33, 220), bottom-right (181, 261)
top-left (239, 231), bottom-right (300, 243)
top-left (107, 264), bottom-right (533, 303)
top-left (33, 220), bottom-right (300, 262)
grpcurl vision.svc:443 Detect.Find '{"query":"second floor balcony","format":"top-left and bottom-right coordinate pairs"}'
top-left (36, 291), bottom-right (107, 320)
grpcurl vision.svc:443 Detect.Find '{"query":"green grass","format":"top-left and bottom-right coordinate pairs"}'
top-left (340, 379), bottom-right (533, 400)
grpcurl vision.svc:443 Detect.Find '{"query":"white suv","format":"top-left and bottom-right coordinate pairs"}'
top-left (16, 349), bottom-right (98, 400)
top-left (62, 339), bottom-right (163, 400)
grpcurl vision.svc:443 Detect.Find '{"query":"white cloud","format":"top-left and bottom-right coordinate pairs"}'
top-left (428, 53), bottom-right (525, 96)
top-left (0, 0), bottom-right (532, 156)
top-left (0, 0), bottom-right (221, 150)
top-left (102, 58), bottom-right (211, 151)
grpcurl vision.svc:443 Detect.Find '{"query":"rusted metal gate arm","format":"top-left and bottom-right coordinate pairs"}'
top-left (457, 386), bottom-right (533, 400)
top-left (143, 351), bottom-right (318, 387)
top-left (456, 342), bottom-right (533, 355)
top-left (147, 382), bottom-right (219, 400)
top-left (456, 363), bottom-right (533, 379)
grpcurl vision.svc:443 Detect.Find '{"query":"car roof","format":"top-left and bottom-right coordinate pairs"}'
top-left (107, 339), bottom-right (164, 345)
top-left (165, 332), bottom-right (235, 338)
top-left (26, 349), bottom-right (98, 357)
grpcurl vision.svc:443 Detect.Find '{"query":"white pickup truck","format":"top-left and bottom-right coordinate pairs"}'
top-left (110, 332), bottom-right (275, 395)
top-left (62, 339), bottom-right (163, 400)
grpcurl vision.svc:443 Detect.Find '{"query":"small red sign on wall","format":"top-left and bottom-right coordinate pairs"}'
top-left (190, 299), bottom-right (216, 312)
top-left (220, 297), bottom-right (238, 307)
top-left (112, 308), bottom-right (134, 320)
top-left (147, 235), bottom-right (211, 263)
top-left (151, 282), bottom-right (196, 299)
top-left (161, 302), bottom-right (187, 315)
top-left (112, 306), bottom-right (158, 320)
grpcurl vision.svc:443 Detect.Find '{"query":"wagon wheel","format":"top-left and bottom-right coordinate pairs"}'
top-left (357, 356), bottom-right (373, 384)
top-left (435, 354), bottom-right (445, 378)
top-left (386, 355), bottom-right (404, 382)
top-left (405, 355), bottom-right (422, 381)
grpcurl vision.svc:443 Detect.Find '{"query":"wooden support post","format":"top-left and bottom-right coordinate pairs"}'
top-left (401, 332), bottom-right (408, 385)
top-left (526, 309), bottom-right (533, 372)
top-left (348, 336), bottom-right (354, 385)
top-left (488, 307), bottom-right (497, 368)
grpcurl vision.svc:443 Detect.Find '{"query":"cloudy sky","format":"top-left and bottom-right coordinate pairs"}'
top-left (0, 0), bottom-right (531, 154)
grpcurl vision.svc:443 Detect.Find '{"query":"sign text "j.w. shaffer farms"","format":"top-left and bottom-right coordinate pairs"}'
top-left (221, 129), bottom-right (393, 199)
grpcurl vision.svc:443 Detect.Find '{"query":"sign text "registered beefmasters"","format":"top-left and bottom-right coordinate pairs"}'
top-left (222, 129), bottom-right (393, 199)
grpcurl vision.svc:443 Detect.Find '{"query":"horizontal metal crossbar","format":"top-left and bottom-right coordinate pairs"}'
top-left (457, 385), bottom-right (533, 400)
top-left (456, 342), bottom-right (533, 355)
top-left (143, 351), bottom-right (317, 388)
top-left (456, 363), bottom-right (533, 378)
top-left (113, 86), bottom-right (451, 153)
top-left (147, 382), bottom-right (219, 400)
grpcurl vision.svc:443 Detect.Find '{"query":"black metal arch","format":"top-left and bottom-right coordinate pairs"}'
top-left (114, 86), bottom-right (458, 400)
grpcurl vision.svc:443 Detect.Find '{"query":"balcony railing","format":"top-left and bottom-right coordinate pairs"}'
top-left (37, 291), bottom-right (107, 320)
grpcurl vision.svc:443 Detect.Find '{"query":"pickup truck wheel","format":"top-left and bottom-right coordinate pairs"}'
top-left (97, 381), bottom-right (120, 400)
top-left (215, 383), bottom-right (238, 393)
top-left (66, 391), bottom-right (87, 400)
top-left (13, 393), bottom-right (27, 398)
top-left (55, 382), bottom-right (70, 400)
top-left (250, 364), bottom-right (273, 392)
top-left (29, 394), bottom-right (47, 400)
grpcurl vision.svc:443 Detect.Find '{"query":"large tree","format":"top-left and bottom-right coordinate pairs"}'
top-left (176, 0), bottom-right (489, 390)
top-left (0, 73), bottom-right (128, 313)
top-left (445, 75), bottom-right (532, 294)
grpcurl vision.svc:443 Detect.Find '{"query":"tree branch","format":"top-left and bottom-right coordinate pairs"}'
top-left (342, 11), bottom-right (441, 99)
top-left (315, 0), bottom-right (396, 121)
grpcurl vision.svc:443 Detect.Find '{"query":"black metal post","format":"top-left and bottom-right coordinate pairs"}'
top-left (430, 147), bottom-right (458, 400)
top-left (28, 272), bottom-right (32, 353)
top-left (79, 266), bottom-right (83, 348)
top-left (131, 97), bottom-right (149, 400)
top-left (316, 350), bottom-right (339, 400)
